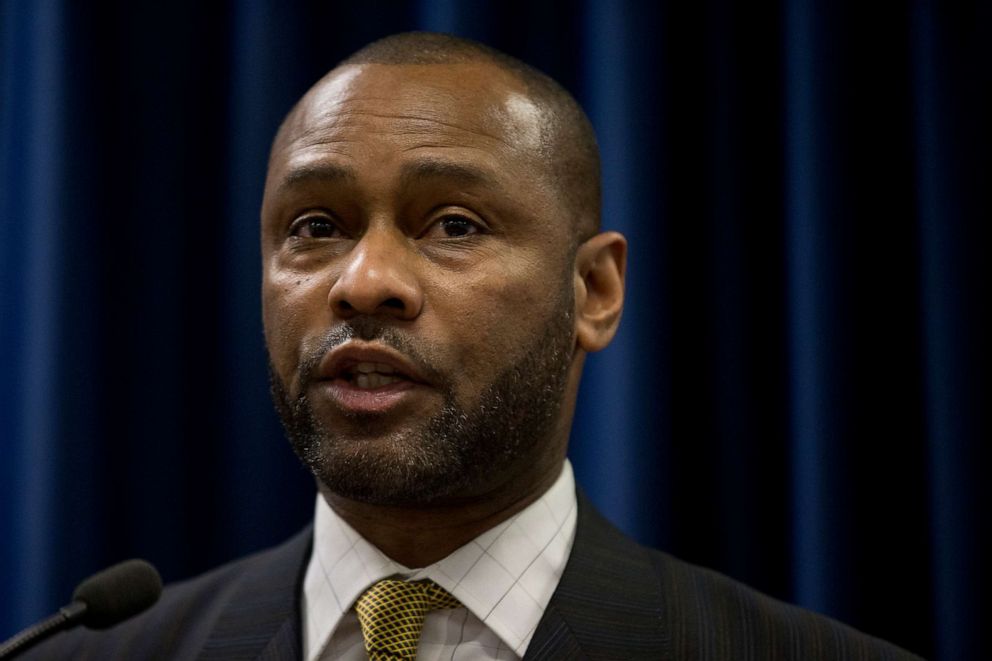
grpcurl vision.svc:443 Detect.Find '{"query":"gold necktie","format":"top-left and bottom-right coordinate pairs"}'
top-left (355, 579), bottom-right (461, 660)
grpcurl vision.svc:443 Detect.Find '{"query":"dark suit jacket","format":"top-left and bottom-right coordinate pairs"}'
top-left (24, 492), bottom-right (923, 660)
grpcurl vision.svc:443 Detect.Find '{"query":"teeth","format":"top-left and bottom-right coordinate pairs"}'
top-left (354, 362), bottom-right (396, 375)
top-left (355, 373), bottom-right (401, 389)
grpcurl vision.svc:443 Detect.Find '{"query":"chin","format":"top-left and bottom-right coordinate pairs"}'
top-left (302, 428), bottom-right (478, 506)
top-left (311, 455), bottom-right (474, 507)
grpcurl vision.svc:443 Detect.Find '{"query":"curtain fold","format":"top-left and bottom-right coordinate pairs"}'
top-left (911, 4), bottom-right (989, 659)
top-left (1, 0), bottom-right (65, 624)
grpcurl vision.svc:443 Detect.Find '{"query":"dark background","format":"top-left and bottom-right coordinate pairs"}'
top-left (2, 1), bottom-right (988, 659)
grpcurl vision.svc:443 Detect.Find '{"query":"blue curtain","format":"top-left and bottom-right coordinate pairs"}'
top-left (2, 2), bottom-right (987, 658)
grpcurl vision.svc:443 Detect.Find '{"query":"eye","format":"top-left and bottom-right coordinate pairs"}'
top-left (289, 213), bottom-right (342, 239)
top-left (424, 213), bottom-right (484, 239)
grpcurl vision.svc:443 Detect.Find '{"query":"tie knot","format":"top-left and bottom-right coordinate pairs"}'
top-left (355, 579), bottom-right (461, 659)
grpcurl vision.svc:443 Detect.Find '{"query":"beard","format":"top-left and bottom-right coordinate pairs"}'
top-left (269, 294), bottom-right (575, 507)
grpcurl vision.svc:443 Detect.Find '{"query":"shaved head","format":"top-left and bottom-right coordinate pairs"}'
top-left (273, 31), bottom-right (601, 240)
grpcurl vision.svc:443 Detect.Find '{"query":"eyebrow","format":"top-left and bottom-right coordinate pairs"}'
top-left (398, 158), bottom-right (495, 189)
top-left (276, 157), bottom-right (497, 194)
top-left (279, 162), bottom-right (357, 189)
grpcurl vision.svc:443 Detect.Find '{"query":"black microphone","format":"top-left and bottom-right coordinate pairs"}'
top-left (0, 559), bottom-right (162, 659)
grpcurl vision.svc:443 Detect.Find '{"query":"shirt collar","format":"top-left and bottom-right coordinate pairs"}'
top-left (303, 460), bottom-right (577, 658)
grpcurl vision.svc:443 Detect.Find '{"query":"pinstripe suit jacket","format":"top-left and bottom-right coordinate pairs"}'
top-left (24, 491), bottom-right (923, 660)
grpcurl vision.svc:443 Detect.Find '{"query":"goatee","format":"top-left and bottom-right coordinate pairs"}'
top-left (270, 306), bottom-right (575, 506)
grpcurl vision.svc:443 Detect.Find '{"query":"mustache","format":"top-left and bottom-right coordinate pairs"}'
top-left (297, 318), bottom-right (447, 391)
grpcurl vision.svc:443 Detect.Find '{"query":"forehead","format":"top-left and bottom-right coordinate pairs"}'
top-left (270, 62), bottom-right (550, 178)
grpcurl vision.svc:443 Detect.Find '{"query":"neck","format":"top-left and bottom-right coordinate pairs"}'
top-left (320, 461), bottom-right (564, 568)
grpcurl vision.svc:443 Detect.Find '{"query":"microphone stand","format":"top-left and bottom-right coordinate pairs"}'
top-left (0, 601), bottom-right (87, 659)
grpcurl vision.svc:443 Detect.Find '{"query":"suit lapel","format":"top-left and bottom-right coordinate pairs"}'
top-left (198, 526), bottom-right (312, 661)
top-left (191, 493), bottom-right (666, 660)
top-left (524, 491), bottom-right (670, 660)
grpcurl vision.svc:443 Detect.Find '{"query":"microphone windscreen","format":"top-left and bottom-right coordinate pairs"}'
top-left (71, 559), bottom-right (163, 629)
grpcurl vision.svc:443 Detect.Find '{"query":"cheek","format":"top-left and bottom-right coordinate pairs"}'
top-left (426, 255), bottom-right (563, 387)
top-left (262, 268), bottom-right (327, 387)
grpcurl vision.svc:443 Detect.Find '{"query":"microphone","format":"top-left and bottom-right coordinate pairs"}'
top-left (0, 559), bottom-right (162, 659)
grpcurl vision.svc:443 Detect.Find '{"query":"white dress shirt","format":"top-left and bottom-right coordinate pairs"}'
top-left (302, 460), bottom-right (578, 660)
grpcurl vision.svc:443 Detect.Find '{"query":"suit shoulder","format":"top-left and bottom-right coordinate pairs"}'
top-left (641, 545), bottom-right (924, 660)
top-left (540, 495), bottom-right (926, 660)
top-left (21, 528), bottom-right (311, 660)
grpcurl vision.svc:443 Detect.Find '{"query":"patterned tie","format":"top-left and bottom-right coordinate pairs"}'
top-left (355, 579), bottom-right (462, 660)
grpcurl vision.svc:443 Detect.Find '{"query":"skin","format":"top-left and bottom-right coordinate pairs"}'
top-left (261, 61), bottom-right (627, 567)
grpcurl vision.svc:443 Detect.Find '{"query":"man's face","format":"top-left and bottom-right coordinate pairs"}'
top-left (261, 62), bottom-right (581, 506)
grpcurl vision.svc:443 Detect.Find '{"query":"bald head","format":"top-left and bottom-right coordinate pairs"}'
top-left (273, 32), bottom-right (601, 240)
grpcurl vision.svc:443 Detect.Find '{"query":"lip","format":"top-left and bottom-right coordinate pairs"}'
top-left (317, 342), bottom-right (428, 384)
top-left (313, 342), bottom-right (432, 415)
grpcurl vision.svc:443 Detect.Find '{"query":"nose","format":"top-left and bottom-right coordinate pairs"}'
top-left (327, 229), bottom-right (424, 321)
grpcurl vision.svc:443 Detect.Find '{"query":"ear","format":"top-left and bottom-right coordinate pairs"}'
top-left (573, 231), bottom-right (627, 352)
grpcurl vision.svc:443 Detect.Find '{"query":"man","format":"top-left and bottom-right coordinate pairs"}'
top-left (25, 32), bottom-right (921, 660)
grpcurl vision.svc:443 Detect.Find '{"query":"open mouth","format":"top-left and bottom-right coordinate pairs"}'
top-left (338, 361), bottom-right (410, 389)
top-left (316, 345), bottom-right (429, 414)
